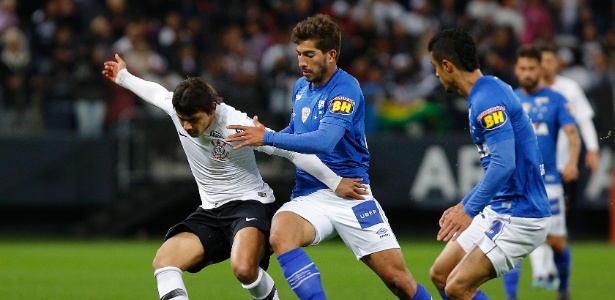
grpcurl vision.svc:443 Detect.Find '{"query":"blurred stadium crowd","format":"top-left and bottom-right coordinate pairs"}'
top-left (0, 0), bottom-right (614, 139)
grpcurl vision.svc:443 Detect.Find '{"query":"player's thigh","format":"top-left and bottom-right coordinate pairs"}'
top-left (431, 240), bottom-right (466, 282)
top-left (154, 231), bottom-right (205, 271)
top-left (473, 208), bottom-right (550, 276)
top-left (230, 227), bottom-right (267, 269)
top-left (447, 245), bottom-right (496, 291)
top-left (331, 198), bottom-right (401, 259)
top-left (271, 198), bottom-right (333, 251)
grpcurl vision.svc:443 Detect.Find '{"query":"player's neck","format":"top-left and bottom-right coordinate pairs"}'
top-left (522, 85), bottom-right (541, 95)
top-left (459, 69), bottom-right (483, 98)
top-left (541, 74), bottom-right (555, 86)
top-left (313, 66), bottom-right (338, 87)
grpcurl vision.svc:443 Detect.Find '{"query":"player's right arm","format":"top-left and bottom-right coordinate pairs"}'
top-left (102, 54), bottom-right (173, 113)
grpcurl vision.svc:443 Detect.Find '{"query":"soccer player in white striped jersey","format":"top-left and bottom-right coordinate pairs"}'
top-left (102, 54), bottom-right (367, 300)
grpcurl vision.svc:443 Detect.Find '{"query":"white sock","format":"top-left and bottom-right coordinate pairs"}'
top-left (529, 243), bottom-right (556, 279)
top-left (241, 267), bottom-right (279, 300)
top-left (154, 266), bottom-right (189, 300)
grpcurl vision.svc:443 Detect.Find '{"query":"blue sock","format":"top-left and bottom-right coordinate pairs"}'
top-left (472, 290), bottom-right (490, 299)
top-left (411, 283), bottom-right (433, 300)
top-left (554, 246), bottom-right (571, 292)
top-left (502, 262), bottom-right (521, 299)
top-left (439, 287), bottom-right (489, 299)
top-left (277, 248), bottom-right (326, 300)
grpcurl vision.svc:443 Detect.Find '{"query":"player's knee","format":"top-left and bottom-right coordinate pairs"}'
top-left (269, 230), bottom-right (295, 254)
top-left (231, 261), bottom-right (259, 284)
top-left (444, 276), bottom-right (478, 300)
top-left (429, 265), bottom-right (447, 290)
top-left (443, 282), bottom-right (469, 300)
top-left (152, 254), bottom-right (170, 270)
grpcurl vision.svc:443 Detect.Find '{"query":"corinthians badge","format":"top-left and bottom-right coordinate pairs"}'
top-left (301, 107), bottom-right (310, 123)
top-left (211, 140), bottom-right (229, 160)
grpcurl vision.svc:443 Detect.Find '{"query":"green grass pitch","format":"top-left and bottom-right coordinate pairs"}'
top-left (0, 238), bottom-right (613, 299)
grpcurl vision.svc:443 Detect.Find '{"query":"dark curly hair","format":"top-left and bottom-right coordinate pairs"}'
top-left (172, 77), bottom-right (223, 116)
top-left (428, 28), bottom-right (480, 72)
top-left (291, 14), bottom-right (341, 61)
top-left (515, 44), bottom-right (542, 63)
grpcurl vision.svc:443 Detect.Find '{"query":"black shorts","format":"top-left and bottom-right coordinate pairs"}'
top-left (164, 200), bottom-right (279, 273)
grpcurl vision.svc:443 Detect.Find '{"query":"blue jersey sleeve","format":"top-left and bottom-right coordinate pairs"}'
top-left (555, 94), bottom-right (576, 127)
top-left (463, 137), bottom-right (516, 217)
top-left (263, 122), bottom-right (346, 154)
top-left (321, 81), bottom-right (363, 131)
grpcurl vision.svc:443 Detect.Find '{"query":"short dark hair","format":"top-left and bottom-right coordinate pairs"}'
top-left (540, 45), bottom-right (558, 55)
top-left (515, 44), bottom-right (542, 63)
top-left (428, 28), bottom-right (480, 72)
top-left (172, 77), bottom-right (223, 116)
top-left (291, 14), bottom-right (341, 61)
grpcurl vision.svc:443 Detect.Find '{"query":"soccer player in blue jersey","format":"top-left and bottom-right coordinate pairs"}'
top-left (501, 45), bottom-right (579, 300)
top-left (227, 13), bottom-right (433, 300)
top-left (427, 28), bottom-right (552, 300)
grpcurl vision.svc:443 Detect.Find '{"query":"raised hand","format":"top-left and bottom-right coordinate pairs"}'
top-left (102, 53), bottom-right (127, 82)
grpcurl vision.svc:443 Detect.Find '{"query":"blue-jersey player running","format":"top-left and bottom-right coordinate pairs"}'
top-left (501, 45), bottom-right (579, 300)
top-left (427, 28), bottom-right (552, 300)
top-left (227, 14), bottom-right (433, 300)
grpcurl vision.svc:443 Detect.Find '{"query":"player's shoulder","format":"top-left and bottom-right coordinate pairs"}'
top-left (540, 87), bottom-right (567, 103)
top-left (332, 68), bottom-right (361, 88)
top-left (215, 103), bottom-right (247, 124)
top-left (554, 75), bottom-right (583, 91)
top-left (472, 76), bottom-right (515, 104)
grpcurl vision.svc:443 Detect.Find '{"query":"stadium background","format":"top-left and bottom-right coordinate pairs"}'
top-left (0, 0), bottom-right (614, 298)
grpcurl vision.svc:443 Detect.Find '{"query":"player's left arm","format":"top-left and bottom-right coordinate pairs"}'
top-left (570, 84), bottom-right (600, 173)
top-left (561, 124), bottom-right (580, 182)
top-left (439, 136), bottom-right (516, 242)
top-left (577, 116), bottom-right (600, 173)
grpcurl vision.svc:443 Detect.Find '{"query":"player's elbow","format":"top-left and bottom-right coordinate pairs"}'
top-left (314, 140), bottom-right (337, 154)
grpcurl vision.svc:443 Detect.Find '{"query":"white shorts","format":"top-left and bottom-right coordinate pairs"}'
top-left (545, 184), bottom-right (567, 237)
top-left (276, 187), bottom-right (400, 259)
top-left (456, 206), bottom-right (551, 277)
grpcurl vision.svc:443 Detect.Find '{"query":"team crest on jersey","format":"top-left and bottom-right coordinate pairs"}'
top-left (211, 140), bottom-right (229, 160)
top-left (301, 107), bottom-right (311, 123)
top-left (477, 106), bottom-right (507, 130)
top-left (329, 96), bottom-right (355, 115)
top-left (209, 130), bottom-right (223, 138)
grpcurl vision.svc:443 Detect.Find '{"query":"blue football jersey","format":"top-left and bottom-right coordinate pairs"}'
top-left (515, 87), bottom-right (576, 185)
top-left (287, 68), bottom-right (370, 197)
top-left (467, 76), bottom-right (550, 217)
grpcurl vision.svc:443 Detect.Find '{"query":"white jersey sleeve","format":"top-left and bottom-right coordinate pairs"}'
top-left (552, 75), bottom-right (599, 170)
top-left (115, 69), bottom-right (174, 115)
top-left (258, 145), bottom-right (342, 191)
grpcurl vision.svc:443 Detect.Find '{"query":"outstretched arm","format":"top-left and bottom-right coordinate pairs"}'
top-left (102, 54), bottom-right (171, 111)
